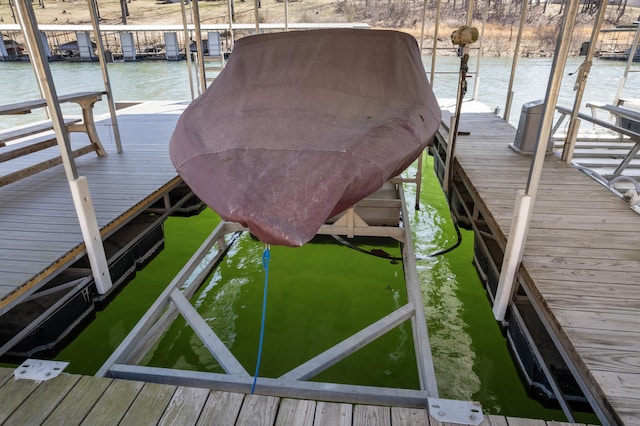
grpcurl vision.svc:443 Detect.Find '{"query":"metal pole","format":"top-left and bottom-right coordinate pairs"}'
top-left (419, 0), bottom-right (428, 54)
top-left (443, 48), bottom-right (471, 195)
top-left (430, 0), bottom-right (442, 86)
top-left (87, 0), bottom-right (123, 153)
top-left (472, 0), bottom-right (489, 101)
top-left (180, 0), bottom-right (196, 100)
top-left (415, 0), bottom-right (430, 210)
top-left (226, 0), bottom-right (235, 51)
top-left (191, 0), bottom-right (206, 93)
top-left (466, 0), bottom-right (474, 27)
top-left (254, 0), bottom-right (260, 35)
top-left (561, 0), bottom-right (609, 163)
top-left (493, 0), bottom-right (580, 322)
top-left (15, 0), bottom-right (112, 295)
top-left (613, 21), bottom-right (640, 107)
top-left (503, 0), bottom-right (528, 122)
top-left (284, 0), bottom-right (289, 32)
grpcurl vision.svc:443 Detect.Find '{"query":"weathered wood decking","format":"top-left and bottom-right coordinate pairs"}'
top-left (0, 100), bottom-right (188, 313)
top-left (435, 103), bottom-right (640, 425)
top-left (0, 366), bottom-right (591, 426)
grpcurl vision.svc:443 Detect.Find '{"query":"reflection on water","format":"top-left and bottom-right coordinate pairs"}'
top-left (404, 167), bottom-right (482, 401)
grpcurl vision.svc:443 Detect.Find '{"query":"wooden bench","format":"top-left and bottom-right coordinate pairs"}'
top-left (0, 91), bottom-right (107, 187)
top-left (554, 104), bottom-right (640, 179)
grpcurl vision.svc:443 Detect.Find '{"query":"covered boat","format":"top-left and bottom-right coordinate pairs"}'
top-left (170, 29), bottom-right (441, 246)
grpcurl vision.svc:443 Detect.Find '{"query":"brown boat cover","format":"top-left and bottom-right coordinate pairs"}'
top-left (170, 29), bottom-right (441, 246)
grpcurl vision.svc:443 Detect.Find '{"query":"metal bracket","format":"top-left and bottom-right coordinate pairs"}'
top-left (14, 359), bottom-right (69, 382)
top-left (428, 398), bottom-right (484, 425)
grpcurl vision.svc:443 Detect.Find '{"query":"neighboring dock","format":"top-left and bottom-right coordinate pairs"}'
top-left (433, 102), bottom-right (639, 425)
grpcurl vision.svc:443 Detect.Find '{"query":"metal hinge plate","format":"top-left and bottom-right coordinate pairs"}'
top-left (428, 397), bottom-right (484, 425)
top-left (14, 359), bottom-right (69, 382)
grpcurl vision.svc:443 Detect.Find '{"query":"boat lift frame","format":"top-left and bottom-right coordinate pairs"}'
top-left (97, 179), bottom-right (439, 408)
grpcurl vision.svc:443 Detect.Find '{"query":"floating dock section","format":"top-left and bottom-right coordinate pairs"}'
top-left (433, 102), bottom-right (640, 425)
top-left (0, 101), bottom-right (203, 359)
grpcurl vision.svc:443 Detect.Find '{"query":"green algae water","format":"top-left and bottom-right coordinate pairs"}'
top-left (141, 233), bottom-right (417, 389)
top-left (42, 155), bottom-right (598, 423)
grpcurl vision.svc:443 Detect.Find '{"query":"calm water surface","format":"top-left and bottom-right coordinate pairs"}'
top-left (1, 54), bottom-right (638, 128)
top-left (2, 53), bottom-right (627, 423)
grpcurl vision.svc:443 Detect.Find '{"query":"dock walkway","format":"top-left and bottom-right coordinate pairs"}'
top-left (434, 103), bottom-right (639, 425)
top-left (0, 366), bottom-right (590, 426)
top-left (0, 100), bottom-right (189, 314)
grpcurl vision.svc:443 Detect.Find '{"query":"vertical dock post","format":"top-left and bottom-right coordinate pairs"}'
top-left (561, 0), bottom-right (609, 163)
top-left (15, 0), bottom-right (113, 295)
top-left (494, 0), bottom-right (580, 322)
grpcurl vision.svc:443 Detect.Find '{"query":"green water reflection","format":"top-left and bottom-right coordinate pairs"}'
top-left (46, 155), bottom-right (598, 423)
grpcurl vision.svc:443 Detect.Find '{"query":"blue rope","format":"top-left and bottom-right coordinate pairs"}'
top-left (251, 245), bottom-right (271, 394)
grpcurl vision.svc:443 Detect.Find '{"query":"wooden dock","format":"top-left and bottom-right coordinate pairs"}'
top-left (0, 366), bottom-right (594, 426)
top-left (0, 101), bottom-right (189, 317)
top-left (433, 103), bottom-right (640, 425)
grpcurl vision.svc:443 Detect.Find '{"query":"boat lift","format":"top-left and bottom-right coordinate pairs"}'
top-left (97, 177), bottom-right (485, 424)
top-left (97, 180), bottom-right (440, 407)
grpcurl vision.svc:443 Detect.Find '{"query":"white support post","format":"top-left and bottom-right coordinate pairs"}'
top-left (69, 177), bottom-right (113, 294)
top-left (492, 190), bottom-right (531, 321)
top-left (494, 0), bottom-right (580, 322)
top-left (472, 0), bottom-right (489, 101)
top-left (16, 0), bottom-right (112, 296)
top-left (561, 0), bottom-right (608, 163)
top-left (180, 0), bottom-right (196, 101)
top-left (254, 0), bottom-right (260, 35)
top-left (443, 114), bottom-right (456, 195)
top-left (503, 0), bottom-right (527, 122)
top-left (284, 0), bottom-right (289, 31)
top-left (430, 0), bottom-right (442, 86)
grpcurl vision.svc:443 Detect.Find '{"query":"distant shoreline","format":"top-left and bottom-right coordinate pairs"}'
top-left (1, 0), bottom-right (638, 60)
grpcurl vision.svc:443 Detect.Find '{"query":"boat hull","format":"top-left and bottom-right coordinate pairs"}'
top-left (170, 29), bottom-right (441, 246)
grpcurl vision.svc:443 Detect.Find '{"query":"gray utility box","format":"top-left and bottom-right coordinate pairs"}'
top-left (509, 99), bottom-right (552, 155)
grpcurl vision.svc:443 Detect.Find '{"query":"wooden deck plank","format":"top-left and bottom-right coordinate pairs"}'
top-left (235, 394), bottom-right (280, 426)
top-left (0, 372), bottom-right (41, 424)
top-left (42, 375), bottom-right (112, 426)
top-left (504, 418), bottom-right (546, 426)
top-left (481, 415), bottom-right (509, 425)
top-left (119, 382), bottom-right (176, 426)
top-left (2, 373), bottom-right (80, 426)
top-left (196, 391), bottom-right (245, 426)
top-left (79, 378), bottom-right (144, 426)
top-left (555, 309), bottom-right (640, 334)
top-left (547, 422), bottom-right (587, 426)
top-left (353, 405), bottom-right (390, 426)
top-left (389, 406), bottom-right (430, 425)
top-left (275, 398), bottom-right (316, 426)
top-left (0, 367), bottom-right (13, 386)
top-left (605, 396), bottom-right (640, 425)
top-left (313, 401), bottom-right (352, 426)
top-left (157, 386), bottom-right (210, 426)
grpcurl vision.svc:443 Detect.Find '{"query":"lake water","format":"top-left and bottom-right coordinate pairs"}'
top-left (1, 54), bottom-right (638, 129)
top-left (2, 52), bottom-right (633, 423)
